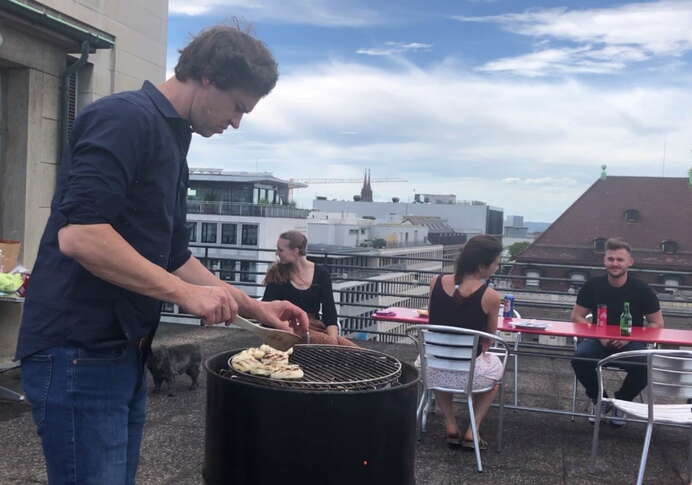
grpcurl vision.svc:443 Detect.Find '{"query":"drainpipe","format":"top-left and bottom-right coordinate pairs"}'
top-left (58, 40), bottom-right (90, 162)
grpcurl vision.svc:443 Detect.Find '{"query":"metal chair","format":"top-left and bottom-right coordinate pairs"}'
top-left (591, 349), bottom-right (692, 485)
top-left (570, 314), bottom-right (647, 421)
top-left (406, 324), bottom-right (510, 472)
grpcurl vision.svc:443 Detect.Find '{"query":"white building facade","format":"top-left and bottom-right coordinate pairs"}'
top-left (312, 199), bottom-right (503, 236)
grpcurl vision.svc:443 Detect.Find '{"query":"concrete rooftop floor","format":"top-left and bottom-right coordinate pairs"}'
top-left (0, 323), bottom-right (690, 485)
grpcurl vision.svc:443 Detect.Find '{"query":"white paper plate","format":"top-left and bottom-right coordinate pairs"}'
top-left (511, 321), bottom-right (549, 330)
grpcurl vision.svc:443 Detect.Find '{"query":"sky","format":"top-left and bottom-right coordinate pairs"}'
top-left (166, 0), bottom-right (692, 222)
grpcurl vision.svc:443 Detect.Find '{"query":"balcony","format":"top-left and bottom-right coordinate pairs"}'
top-left (1, 324), bottom-right (689, 484)
top-left (187, 200), bottom-right (310, 219)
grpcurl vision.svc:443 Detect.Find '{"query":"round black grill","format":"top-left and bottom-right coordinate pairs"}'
top-left (220, 344), bottom-right (402, 391)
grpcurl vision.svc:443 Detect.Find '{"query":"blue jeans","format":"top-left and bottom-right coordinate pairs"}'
top-left (21, 345), bottom-right (146, 485)
top-left (571, 339), bottom-right (647, 402)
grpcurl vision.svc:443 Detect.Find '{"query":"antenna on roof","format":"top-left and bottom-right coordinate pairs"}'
top-left (600, 164), bottom-right (607, 180)
top-left (661, 137), bottom-right (667, 176)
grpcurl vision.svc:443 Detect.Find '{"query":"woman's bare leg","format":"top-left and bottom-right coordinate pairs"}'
top-left (433, 390), bottom-right (460, 437)
top-left (463, 384), bottom-right (499, 441)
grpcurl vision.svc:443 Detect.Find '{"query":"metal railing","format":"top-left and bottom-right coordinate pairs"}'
top-left (161, 244), bottom-right (692, 341)
top-left (187, 200), bottom-right (310, 219)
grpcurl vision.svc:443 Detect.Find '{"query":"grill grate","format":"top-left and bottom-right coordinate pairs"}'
top-left (221, 345), bottom-right (402, 391)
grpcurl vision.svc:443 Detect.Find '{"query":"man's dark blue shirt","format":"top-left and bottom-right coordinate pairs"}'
top-left (16, 82), bottom-right (192, 360)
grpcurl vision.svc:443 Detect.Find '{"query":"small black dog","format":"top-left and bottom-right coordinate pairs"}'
top-left (146, 343), bottom-right (202, 394)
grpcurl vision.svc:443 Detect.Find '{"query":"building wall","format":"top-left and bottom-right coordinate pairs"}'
top-left (313, 199), bottom-right (494, 234)
top-left (0, 1), bottom-right (168, 269)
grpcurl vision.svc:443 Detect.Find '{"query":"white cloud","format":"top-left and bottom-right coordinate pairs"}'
top-left (169, 0), bottom-right (382, 27)
top-left (454, 1), bottom-right (692, 76)
top-left (357, 41), bottom-right (432, 57)
top-left (186, 59), bottom-right (692, 220)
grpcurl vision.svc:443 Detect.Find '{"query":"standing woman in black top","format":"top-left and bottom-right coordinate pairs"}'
top-left (427, 235), bottom-right (504, 449)
top-left (263, 231), bottom-right (358, 347)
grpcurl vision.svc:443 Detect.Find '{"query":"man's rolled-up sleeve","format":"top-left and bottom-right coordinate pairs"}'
top-left (58, 100), bottom-right (151, 226)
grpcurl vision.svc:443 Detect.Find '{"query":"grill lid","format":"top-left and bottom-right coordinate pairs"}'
top-left (221, 344), bottom-right (402, 391)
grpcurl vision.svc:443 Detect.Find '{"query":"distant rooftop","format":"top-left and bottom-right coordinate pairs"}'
top-left (188, 168), bottom-right (307, 189)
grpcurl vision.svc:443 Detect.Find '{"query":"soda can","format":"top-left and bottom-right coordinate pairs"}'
top-left (16, 273), bottom-right (30, 297)
top-left (597, 304), bottom-right (607, 326)
top-left (503, 294), bottom-right (515, 318)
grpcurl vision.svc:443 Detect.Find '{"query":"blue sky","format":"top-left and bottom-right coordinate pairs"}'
top-left (167, 1), bottom-right (692, 222)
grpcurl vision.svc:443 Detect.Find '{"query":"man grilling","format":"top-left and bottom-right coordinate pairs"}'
top-left (16, 23), bottom-right (308, 484)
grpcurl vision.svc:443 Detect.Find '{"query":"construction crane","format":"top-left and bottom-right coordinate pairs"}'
top-left (289, 177), bottom-right (408, 184)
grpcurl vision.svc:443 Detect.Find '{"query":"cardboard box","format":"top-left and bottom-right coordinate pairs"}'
top-left (0, 240), bottom-right (21, 272)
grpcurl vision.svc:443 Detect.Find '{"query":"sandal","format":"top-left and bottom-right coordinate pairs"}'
top-left (461, 437), bottom-right (488, 451)
top-left (445, 433), bottom-right (462, 448)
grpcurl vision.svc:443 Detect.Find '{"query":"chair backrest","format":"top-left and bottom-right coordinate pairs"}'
top-left (406, 324), bottom-right (509, 393)
top-left (649, 351), bottom-right (692, 400)
top-left (422, 329), bottom-right (477, 374)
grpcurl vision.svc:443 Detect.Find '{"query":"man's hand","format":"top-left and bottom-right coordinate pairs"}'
top-left (609, 339), bottom-right (627, 349)
top-left (253, 300), bottom-right (309, 336)
top-left (599, 339), bottom-right (611, 347)
top-left (178, 285), bottom-right (239, 326)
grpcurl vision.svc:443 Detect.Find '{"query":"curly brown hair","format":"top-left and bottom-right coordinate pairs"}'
top-left (174, 23), bottom-right (278, 97)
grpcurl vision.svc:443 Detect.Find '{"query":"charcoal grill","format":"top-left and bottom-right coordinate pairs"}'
top-left (222, 344), bottom-right (402, 391)
top-left (204, 346), bottom-right (419, 485)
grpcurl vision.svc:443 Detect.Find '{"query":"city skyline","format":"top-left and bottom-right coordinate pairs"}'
top-left (167, 1), bottom-right (692, 221)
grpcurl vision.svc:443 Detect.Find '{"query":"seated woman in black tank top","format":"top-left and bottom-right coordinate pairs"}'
top-left (427, 235), bottom-right (504, 450)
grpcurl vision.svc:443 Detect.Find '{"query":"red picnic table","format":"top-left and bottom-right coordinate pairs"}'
top-left (373, 307), bottom-right (692, 347)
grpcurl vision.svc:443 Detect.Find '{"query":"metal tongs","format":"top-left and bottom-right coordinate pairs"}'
top-left (230, 315), bottom-right (304, 351)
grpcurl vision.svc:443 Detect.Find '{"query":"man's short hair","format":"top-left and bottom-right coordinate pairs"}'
top-left (174, 24), bottom-right (278, 97)
top-left (605, 237), bottom-right (631, 253)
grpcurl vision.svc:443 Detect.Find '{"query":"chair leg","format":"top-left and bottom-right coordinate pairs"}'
top-left (570, 375), bottom-right (577, 422)
top-left (416, 388), bottom-right (427, 440)
top-left (636, 423), bottom-right (653, 485)
top-left (421, 390), bottom-right (432, 433)
top-left (467, 395), bottom-right (483, 473)
top-left (513, 339), bottom-right (520, 407)
top-left (497, 383), bottom-right (504, 453)
top-left (687, 423), bottom-right (691, 483)
top-left (590, 402), bottom-right (603, 458)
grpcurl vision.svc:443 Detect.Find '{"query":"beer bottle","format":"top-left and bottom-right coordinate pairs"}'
top-left (619, 302), bottom-right (632, 337)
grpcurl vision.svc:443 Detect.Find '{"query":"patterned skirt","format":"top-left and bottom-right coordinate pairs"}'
top-left (425, 352), bottom-right (504, 392)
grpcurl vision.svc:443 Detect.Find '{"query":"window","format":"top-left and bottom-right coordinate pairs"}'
top-left (220, 259), bottom-right (236, 281)
top-left (161, 302), bottom-right (175, 313)
top-left (240, 261), bottom-right (257, 282)
top-left (241, 225), bottom-right (258, 245)
top-left (525, 270), bottom-right (540, 287)
top-left (221, 224), bottom-right (237, 244)
top-left (660, 240), bottom-right (678, 254)
top-left (201, 223), bottom-right (217, 243)
top-left (186, 222), bottom-right (197, 242)
top-left (593, 237), bottom-right (606, 252)
top-left (624, 209), bottom-right (640, 223)
top-left (205, 258), bottom-right (221, 271)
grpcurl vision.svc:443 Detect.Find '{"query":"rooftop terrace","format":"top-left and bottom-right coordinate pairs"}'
top-left (1, 323), bottom-right (689, 484)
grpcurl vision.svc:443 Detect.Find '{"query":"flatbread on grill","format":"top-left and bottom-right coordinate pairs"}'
top-left (270, 364), bottom-right (304, 380)
top-left (230, 345), bottom-right (303, 380)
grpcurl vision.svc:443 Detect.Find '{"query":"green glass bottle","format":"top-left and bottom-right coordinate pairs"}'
top-left (619, 302), bottom-right (632, 337)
